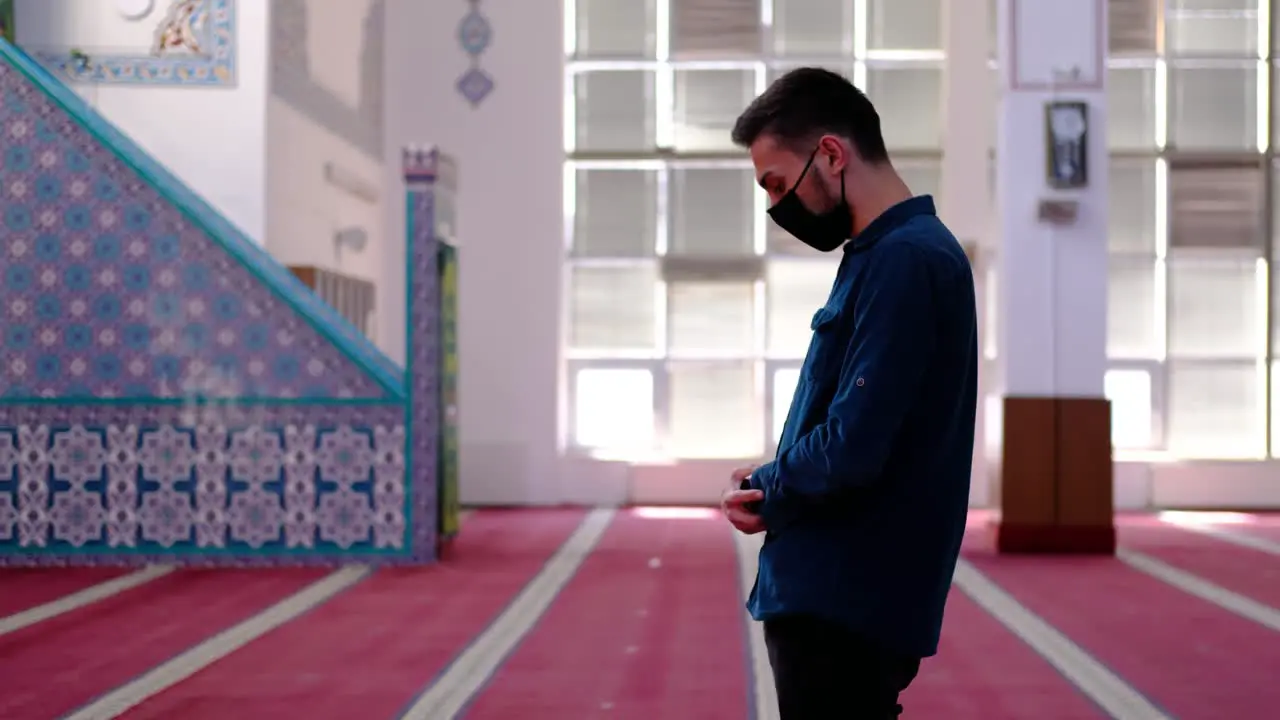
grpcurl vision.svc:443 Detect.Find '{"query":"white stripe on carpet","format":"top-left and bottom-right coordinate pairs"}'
top-left (0, 565), bottom-right (174, 638)
top-left (1158, 516), bottom-right (1280, 558)
top-left (397, 507), bottom-right (616, 720)
top-left (954, 559), bottom-right (1171, 720)
top-left (1118, 549), bottom-right (1280, 632)
top-left (63, 565), bottom-right (370, 720)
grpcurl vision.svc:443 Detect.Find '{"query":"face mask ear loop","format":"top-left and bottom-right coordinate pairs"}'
top-left (791, 148), bottom-right (819, 194)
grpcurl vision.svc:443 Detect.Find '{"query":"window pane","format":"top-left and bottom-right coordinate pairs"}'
top-left (668, 361), bottom-right (762, 457)
top-left (574, 0), bottom-right (657, 57)
top-left (671, 0), bottom-right (762, 57)
top-left (574, 71), bottom-right (656, 152)
top-left (673, 69), bottom-right (757, 153)
top-left (1168, 259), bottom-right (1263, 358)
top-left (865, 64), bottom-right (942, 150)
top-left (1272, 362), bottom-right (1280, 455)
top-left (670, 167), bottom-right (755, 256)
top-left (767, 63), bottom-right (854, 83)
top-left (773, 367), bottom-right (801, 442)
top-left (1108, 260), bottom-right (1161, 359)
top-left (772, 0), bottom-right (855, 56)
top-left (1110, 0), bottom-right (1161, 54)
top-left (867, 0), bottom-right (942, 52)
top-left (667, 280), bottom-right (756, 354)
top-left (1167, 361), bottom-right (1264, 458)
top-left (898, 158), bottom-right (943, 203)
top-left (766, 259), bottom-right (840, 357)
top-left (1105, 368), bottom-right (1154, 449)
top-left (1271, 269), bottom-right (1280, 354)
top-left (1169, 162), bottom-right (1264, 250)
top-left (1108, 66), bottom-right (1158, 150)
top-left (1167, 0), bottom-right (1259, 56)
top-left (1168, 63), bottom-right (1258, 151)
top-left (1109, 159), bottom-right (1157, 254)
top-left (568, 264), bottom-right (658, 350)
top-left (983, 261), bottom-right (999, 359)
top-left (574, 368), bottom-right (655, 449)
top-left (572, 169), bottom-right (659, 258)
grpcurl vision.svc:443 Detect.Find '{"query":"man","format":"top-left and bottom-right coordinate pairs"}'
top-left (720, 68), bottom-right (977, 719)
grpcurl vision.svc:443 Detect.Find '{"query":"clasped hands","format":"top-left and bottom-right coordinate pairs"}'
top-left (721, 465), bottom-right (766, 535)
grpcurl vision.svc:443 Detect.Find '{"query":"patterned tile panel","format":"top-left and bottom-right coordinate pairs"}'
top-left (0, 403), bottom-right (421, 564)
top-left (0, 40), bottom-right (402, 400)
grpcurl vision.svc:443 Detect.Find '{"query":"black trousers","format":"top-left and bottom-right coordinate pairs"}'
top-left (764, 615), bottom-right (921, 719)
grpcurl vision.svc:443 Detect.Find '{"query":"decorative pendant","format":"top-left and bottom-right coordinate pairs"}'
top-left (455, 0), bottom-right (493, 107)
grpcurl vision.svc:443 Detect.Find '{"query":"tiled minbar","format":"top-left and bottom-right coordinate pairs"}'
top-left (0, 39), bottom-right (449, 566)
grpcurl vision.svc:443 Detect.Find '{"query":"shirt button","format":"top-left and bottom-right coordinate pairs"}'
top-left (855, 377), bottom-right (865, 387)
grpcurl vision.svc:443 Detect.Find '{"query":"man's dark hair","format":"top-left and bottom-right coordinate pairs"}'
top-left (730, 67), bottom-right (889, 164)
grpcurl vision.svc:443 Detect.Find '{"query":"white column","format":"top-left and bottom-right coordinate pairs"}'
top-left (942, 0), bottom-right (995, 505)
top-left (995, 0), bottom-right (1108, 399)
top-left (383, 1), bottom-right (565, 505)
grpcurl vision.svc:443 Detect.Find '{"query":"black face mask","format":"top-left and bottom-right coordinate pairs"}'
top-left (767, 149), bottom-right (851, 253)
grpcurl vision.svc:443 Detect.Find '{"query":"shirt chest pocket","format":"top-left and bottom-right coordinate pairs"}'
top-left (800, 306), bottom-right (846, 382)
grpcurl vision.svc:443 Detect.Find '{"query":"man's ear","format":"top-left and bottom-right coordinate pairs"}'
top-left (817, 135), bottom-right (848, 173)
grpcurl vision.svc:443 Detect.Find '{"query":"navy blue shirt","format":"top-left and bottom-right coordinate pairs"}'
top-left (747, 196), bottom-right (977, 659)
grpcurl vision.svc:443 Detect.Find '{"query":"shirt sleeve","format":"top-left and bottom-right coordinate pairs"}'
top-left (749, 243), bottom-right (937, 532)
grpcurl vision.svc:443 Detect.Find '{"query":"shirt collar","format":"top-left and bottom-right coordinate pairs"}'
top-left (845, 195), bottom-right (937, 253)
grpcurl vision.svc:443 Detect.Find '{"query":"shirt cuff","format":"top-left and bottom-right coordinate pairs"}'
top-left (748, 462), bottom-right (792, 532)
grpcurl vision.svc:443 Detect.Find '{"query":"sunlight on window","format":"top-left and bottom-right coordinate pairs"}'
top-left (574, 368), bottom-right (655, 450)
top-left (1105, 369), bottom-right (1153, 449)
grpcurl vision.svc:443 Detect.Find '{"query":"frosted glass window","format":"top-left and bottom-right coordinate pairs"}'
top-left (898, 158), bottom-right (943, 204)
top-left (572, 169), bottom-right (659, 258)
top-left (1108, 261), bottom-right (1161, 359)
top-left (1166, 0), bottom-right (1260, 56)
top-left (1272, 362), bottom-right (1280, 456)
top-left (1169, 163), bottom-right (1264, 250)
top-left (767, 64), bottom-right (854, 85)
top-left (1168, 63), bottom-right (1258, 151)
top-left (1110, 0), bottom-right (1160, 54)
top-left (1271, 269), bottom-right (1280, 354)
top-left (772, 0), bottom-right (855, 56)
top-left (1105, 368), bottom-right (1154, 449)
top-left (1108, 66), bottom-right (1158, 151)
top-left (773, 367), bottom-right (801, 442)
top-left (673, 69), bottom-right (757, 153)
top-left (668, 362), bottom-right (762, 458)
top-left (669, 167), bottom-right (756, 256)
top-left (568, 264), bottom-right (658, 351)
top-left (864, 64), bottom-right (942, 150)
top-left (867, 0), bottom-right (942, 51)
top-left (574, 369), bottom-right (655, 449)
top-left (765, 260), bottom-right (840, 357)
top-left (667, 280), bottom-right (756, 355)
top-left (1168, 260), bottom-right (1263, 359)
top-left (671, 0), bottom-right (762, 57)
top-left (573, 71), bottom-right (657, 152)
top-left (1109, 160), bottom-right (1158, 255)
top-left (1167, 362), bottom-right (1264, 458)
top-left (574, 0), bottom-right (657, 58)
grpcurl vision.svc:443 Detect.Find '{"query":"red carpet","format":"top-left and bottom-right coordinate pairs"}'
top-left (904, 589), bottom-right (1106, 719)
top-left (0, 568), bottom-right (329, 720)
top-left (118, 509), bottom-right (587, 720)
top-left (461, 508), bottom-right (750, 720)
top-left (965, 546), bottom-right (1280, 719)
top-left (6, 510), bottom-right (1279, 717)
top-left (0, 567), bottom-right (132, 617)
top-left (1120, 519), bottom-right (1280, 608)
